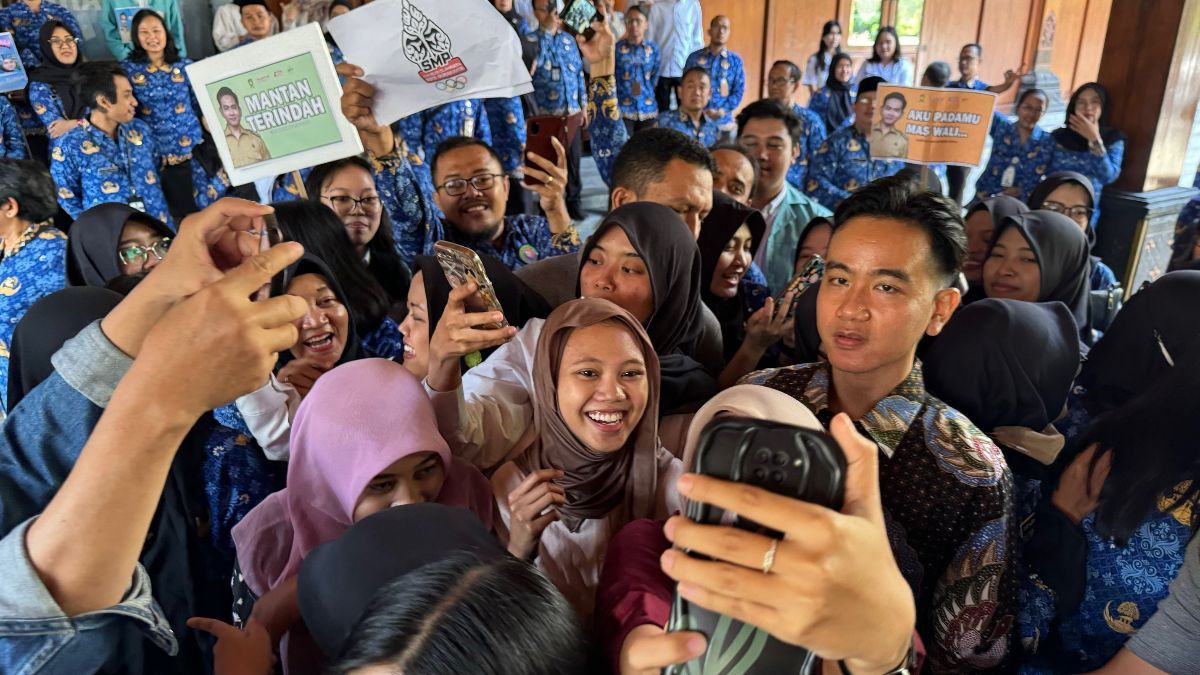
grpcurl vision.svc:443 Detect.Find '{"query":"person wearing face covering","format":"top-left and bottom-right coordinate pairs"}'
top-left (923, 299), bottom-right (1080, 482)
top-left (1027, 170), bottom-right (1118, 290)
top-left (807, 52), bottom-right (856, 134)
top-left (982, 210), bottom-right (1093, 345)
top-left (227, 359), bottom-right (496, 668)
top-left (426, 202), bottom-right (717, 471)
top-left (491, 298), bottom-right (680, 622)
top-left (66, 202), bottom-right (174, 286)
top-left (400, 254), bottom-right (549, 380)
top-left (961, 195), bottom-right (1028, 304)
top-left (1047, 83), bottom-right (1125, 227)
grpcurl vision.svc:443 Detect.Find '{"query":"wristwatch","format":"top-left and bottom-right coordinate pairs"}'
top-left (838, 638), bottom-right (917, 675)
top-left (1088, 138), bottom-right (1106, 156)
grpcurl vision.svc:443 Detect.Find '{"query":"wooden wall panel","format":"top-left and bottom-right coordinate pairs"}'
top-left (764, 0), bottom-right (841, 101)
top-left (693, 0), bottom-right (769, 111)
top-left (977, 0), bottom-right (1035, 108)
top-left (915, 0), bottom-right (984, 82)
top-left (1072, 0), bottom-right (1112, 92)
top-left (1044, 0), bottom-right (1088, 97)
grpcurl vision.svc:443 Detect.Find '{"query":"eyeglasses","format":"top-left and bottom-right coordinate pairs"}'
top-left (118, 237), bottom-right (170, 267)
top-left (48, 37), bottom-right (80, 48)
top-left (1041, 201), bottom-right (1093, 221)
top-left (324, 194), bottom-right (381, 213)
top-left (436, 173), bottom-right (504, 197)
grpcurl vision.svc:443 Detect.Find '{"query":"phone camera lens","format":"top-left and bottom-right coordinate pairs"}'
top-left (755, 448), bottom-right (771, 464)
top-left (769, 470), bottom-right (785, 483)
top-left (772, 451), bottom-right (788, 467)
top-left (752, 467), bottom-right (767, 482)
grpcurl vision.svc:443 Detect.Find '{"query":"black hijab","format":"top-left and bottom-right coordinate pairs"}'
top-left (1052, 83), bottom-right (1126, 153)
top-left (277, 254), bottom-right (362, 367)
top-left (924, 298), bottom-right (1079, 434)
top-left (824, 52), bottom-right (855, 132)
top-left (576, 202), bottom-right (716, 411)
top-left (299, 504), bottom-right (506, 659)
top-left (1075, 270), bottom-right (1200, 414)
top-left (1028, 171), bottom-right (1097, 244)
top-left (66, 203), bottom-right (174, 287)
top-left (6, 287), bottom-right (122, 412)
top-left (412, 252), bottom-right (551, 369)
top-left (791, 282), bottom-right (822, 365)
top-left (697, 192), bottom-right (766, 359)
top-left (964, 195), bottom-right (1029, 304)
top-left (28, 20), bottom-right (84, 120)
top-left (987, 210), bottom-right (1091, 339)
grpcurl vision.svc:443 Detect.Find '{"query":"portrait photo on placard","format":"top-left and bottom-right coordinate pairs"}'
top-left (0, 32), bottom-right (28, 93)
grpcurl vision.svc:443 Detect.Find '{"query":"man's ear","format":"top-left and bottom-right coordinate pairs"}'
top-left (925, 286), bottom-right (962, 337)
top-left (609, 186), bottom-right (636, 211)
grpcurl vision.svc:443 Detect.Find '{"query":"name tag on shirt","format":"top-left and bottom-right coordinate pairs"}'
top-left (552, 67), bottom-right (561, 82)
top-left (463, 118), bottom-right (475, 137)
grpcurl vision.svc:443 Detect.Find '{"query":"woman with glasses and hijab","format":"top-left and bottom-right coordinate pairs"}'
top-left (66, 202), bottom-right (174, 287)
top-left (25, 20), bottom-right (84, 154)
top-left (1027, 171), bottom-right (1118, 291)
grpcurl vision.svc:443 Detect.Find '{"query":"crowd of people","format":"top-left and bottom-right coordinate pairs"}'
top-left (0, 0), bottom-right (1198, 674)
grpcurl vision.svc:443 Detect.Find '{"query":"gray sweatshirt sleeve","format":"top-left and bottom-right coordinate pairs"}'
top-left (1127, 534), bottom-right (1200, 673)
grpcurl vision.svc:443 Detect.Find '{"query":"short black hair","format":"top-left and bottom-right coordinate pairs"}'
top-left (0, 159), bottom-right (58, 223)
top-left (832, 174), bottom-right (966, 286)
top-left (923, 61), bottom-right (951, 87)
top-left (962, 43), bottom-right (982, 57)
top-left (216, 86), bottom-right (237, 104)
top-left (625, 3), bottom-right (647, 19)
top-left (330, 555), bottom-right (587, 675)
top-left (128, 10), bottom-right (180, 64)
top-left (708, 142), bottom-right (760, 194)
top-left (681, 66), bottom-right (710, 84)
top-left (430, 136), bottom-right (504, 180)
top-left (868, 26), bottom-right (902, 63)
top-left (771, 59), bottom-right (802, 82)
top-left (610, 127), bottom-right (715, 195)
top-left (79, 62), bottom-right (128, 110)
top-left (883, 91), bottom-right (907, 109)
top-left (736, 98), bottom-right (802, 147)
top-left (1018, 87), bottom-right (1048, 106)
top-left (857, 76), bottom-right (885, 100)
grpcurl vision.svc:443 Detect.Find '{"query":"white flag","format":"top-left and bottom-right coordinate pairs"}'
top-left (327, 0), bottom-right (534, 126)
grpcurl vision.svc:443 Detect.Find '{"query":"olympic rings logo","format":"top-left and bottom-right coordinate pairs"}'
top-left (435, 76), bottom-right (469, 91)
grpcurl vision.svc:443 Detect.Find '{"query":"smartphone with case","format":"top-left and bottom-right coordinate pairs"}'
top-left (777, 255), bottom-right (825, 318)
top-left (558, 0), bottom-right (600, 38)
top-left (523, 114), bottom-right (581, 188)
top-left (664, 416), bottom-right (846, 675)
top-left (433, 241), bottom-right (508, 330)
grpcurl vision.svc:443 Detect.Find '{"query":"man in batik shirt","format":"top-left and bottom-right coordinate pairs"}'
top-left (742, 175), bottom-right (1017, 672)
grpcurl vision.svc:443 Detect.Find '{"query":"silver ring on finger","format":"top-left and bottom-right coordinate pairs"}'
top-left (761, 539), bottom-right (778, 574)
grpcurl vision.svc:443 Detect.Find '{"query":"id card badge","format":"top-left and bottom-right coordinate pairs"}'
top-left (463, 118), bottom-right (476, 137)
top-left (551, 67), bottom-right (561, 82)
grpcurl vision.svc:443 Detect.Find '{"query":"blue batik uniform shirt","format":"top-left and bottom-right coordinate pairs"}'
top-left (0, 0), bottom-right (81, 67)
top-left (786, 102), bottom-right (828, 190)
top-left (615, 38), bottom-right (659, 121)
top-left (656, 109), bottom-right (719, 147)
top-left (527, 27), bottom-right (586, 115)
top-left (398, 99), bottom-right (492, 163)
top-left (483, 96), bottom-right (526, 174)
top-left (0, 97), bottom-right (25, 158)
top-left (946, 78), bottom-right (990, 91)
top-left (974, 111), bottom-right (1055, 203)
top-left (805, 124), bottom-right (905, 211)
top-left (684, 46), bottom-right (745, 129)
top-left (51, 118), bottom-right (172, 228)
top-left (0, 223), bottom-right (66, 409)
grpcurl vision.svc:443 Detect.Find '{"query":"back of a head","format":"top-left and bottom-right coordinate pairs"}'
top-left (0, 159), bottom-right (58, 225)
top-left (610, 127), bottom-right (715, 197)
top-left (922, 61), bottom-right (951, 87)
top-left (832, 174), bottom-right (966, 287)
top-left (330, 554), bottom-right (587, 675)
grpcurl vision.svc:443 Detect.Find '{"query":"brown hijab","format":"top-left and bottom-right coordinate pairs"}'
top-left (517, 298), bottom-right (671, 532)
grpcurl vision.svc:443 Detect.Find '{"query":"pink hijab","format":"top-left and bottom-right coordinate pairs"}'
top-left (232, 358), bottom-right (497, 596)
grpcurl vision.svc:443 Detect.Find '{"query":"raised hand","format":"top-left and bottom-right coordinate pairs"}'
top-left (426, 281), bottom-right (517, 392)
top-left (506, 468), bottom-right (566, 559)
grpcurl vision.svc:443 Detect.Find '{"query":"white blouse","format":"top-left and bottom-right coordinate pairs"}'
top-left (854, 58), bottom-right (914, 86)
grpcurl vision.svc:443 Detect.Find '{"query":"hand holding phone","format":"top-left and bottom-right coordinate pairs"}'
top-left (558, 0), bottom-right (601, 38)
top-left (433, 241), bottom-right (509, 330)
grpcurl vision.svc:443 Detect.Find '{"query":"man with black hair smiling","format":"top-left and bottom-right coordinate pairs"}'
top-left (743, 174), bottom-right (1016, 671)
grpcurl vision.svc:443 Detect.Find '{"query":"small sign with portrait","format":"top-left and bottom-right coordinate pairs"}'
top-left (186, 23), bottom-right (362, 186)
top-left (869, 84), bottom-right (997, 166)
top-left (0, 33), bottom-right (28, 93)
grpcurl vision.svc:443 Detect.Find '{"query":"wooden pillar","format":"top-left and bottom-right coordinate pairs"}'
top-left (1094, 0), bottom-right (1200, 288)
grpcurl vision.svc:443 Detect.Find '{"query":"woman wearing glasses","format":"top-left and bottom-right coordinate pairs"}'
top-left (1046, 83), bottom-right (1126, 228)
top-left (23, 21), bottom-right (84, 161)
top-left (65, 202), bottom-right (173, 287)
top-left (123, 9), bottom-right (230, 222)
top-left (1028, 171), bottom-right (1118, 291)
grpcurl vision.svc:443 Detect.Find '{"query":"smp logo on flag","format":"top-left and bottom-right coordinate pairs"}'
top-left (400, 0), bottom-right (468, 91)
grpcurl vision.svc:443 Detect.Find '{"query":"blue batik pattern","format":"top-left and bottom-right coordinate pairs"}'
top-left (587, 75), bottom-right (628, 188)
top-left (0, 0), bottom-right (80, 67)
top-left (786, 103), bottom-right (828, 190)
top-left (269, 168), bottom-right (311, 205)
top-left (805, 125), bottom-right (905, 211)
top-left (398, 99), bottom-right (492, 163)
top-left (0, 96), bottom-right (25, 158)
top-left (527, 27), bottom-right (586, 116)
top-left (655, 109), bottom-right (719, 147)
top-left (27, 80), bottom-right (70, 130)
top-left (0, 224), bottom-right (66, 409)
top-left (483, 96), bottom-right (525, 173)
top-left (360, 316), bottom-right (405, 360)
top-left (121, 59), bottom-right (202, 165)
top-left (974, 111), bottom-right (1055, 203)
top-left (1048, 140), bottom-right (1125, 227)
top-left (807, 85), bottom-right (856, 134)
top-left (615, 39), bottom-right (659, 121)
top-left (429, 213), bottom-right (580, 271)
top-left (947, 79), bottom-right (991, 91)
top-left (50, 118), bottom-right (172, 227)
top-left (683, 47), bottom-right (745, 128)
top-left (373, 149), bottom-right (438, 266)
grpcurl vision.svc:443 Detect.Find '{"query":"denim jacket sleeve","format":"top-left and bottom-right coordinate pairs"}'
top-left (0, 518), bottom-right (177, 674)
top-left (0, 321), bottom-right (133, 536)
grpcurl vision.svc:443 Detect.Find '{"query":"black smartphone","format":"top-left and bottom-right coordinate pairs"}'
top-left (559, 0), bottom-right (600, 38)
top-left (664, 416), bottom-right (847, 675)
